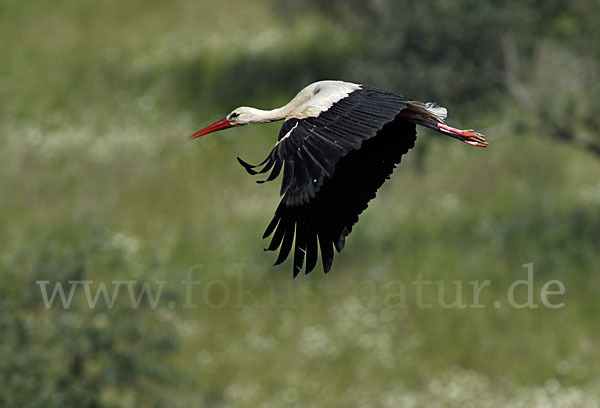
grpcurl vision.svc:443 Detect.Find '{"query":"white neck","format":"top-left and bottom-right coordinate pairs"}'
top-left (243, 80), bottom-right (361, 123)
top-left (244, 86), bottom-right (316, 123)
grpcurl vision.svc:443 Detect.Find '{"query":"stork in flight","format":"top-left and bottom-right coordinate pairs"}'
top-left (189, 80), bottom-right (487, 277)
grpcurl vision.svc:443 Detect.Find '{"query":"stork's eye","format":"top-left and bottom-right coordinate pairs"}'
top-left (230, 112), bottom-right (240, 119)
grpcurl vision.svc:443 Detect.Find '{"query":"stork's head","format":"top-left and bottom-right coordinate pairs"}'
top-left (188, 107), bottom-right (270, 139)
top-left (226, 107), bottom-right (265, 126)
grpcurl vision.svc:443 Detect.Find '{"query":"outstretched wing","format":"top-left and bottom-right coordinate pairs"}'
top-left (265, 119), bottom-right (416, 276)
top-left (238, 87), bottom-right (416, 276)
top-left (237, 87), bottom-right (410, 205)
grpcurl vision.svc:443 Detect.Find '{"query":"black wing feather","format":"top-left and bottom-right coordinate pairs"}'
top-left (274, 217), bottom-right (295, 265)
top-left (266, 117), bottom-right (416, 275)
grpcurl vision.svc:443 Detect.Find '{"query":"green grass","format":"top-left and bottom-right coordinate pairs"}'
top-left (1, 1), bottom-right (600, 406)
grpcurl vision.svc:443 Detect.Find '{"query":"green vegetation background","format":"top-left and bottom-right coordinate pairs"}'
top-left (1, 0), bottom-right (599, 406)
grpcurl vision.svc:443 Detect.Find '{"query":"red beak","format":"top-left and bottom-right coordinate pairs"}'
top-left (188, 117), bottom-right (234, 139)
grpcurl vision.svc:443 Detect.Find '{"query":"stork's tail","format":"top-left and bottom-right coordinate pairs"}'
top-left (402, 101), bottom-right (488, 148)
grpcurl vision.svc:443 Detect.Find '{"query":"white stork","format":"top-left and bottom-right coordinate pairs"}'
top-left (189, 80), bottom-right (487, 277)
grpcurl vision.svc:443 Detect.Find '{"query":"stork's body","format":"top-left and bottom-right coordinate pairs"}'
top-left (190, 80), bottom-right (487, 277)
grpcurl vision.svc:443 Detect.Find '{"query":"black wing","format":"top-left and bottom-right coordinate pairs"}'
top-left (238, 88), bottom-right (416, 276)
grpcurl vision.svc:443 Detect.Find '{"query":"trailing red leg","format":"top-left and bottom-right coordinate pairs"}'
top-left (435, 123), bottom-right (488, 147)
top-left (400, 102), bottom-right (488, 148)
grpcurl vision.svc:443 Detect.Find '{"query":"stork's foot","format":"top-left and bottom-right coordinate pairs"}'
top-left (437, 123), bottom-right (488, 147)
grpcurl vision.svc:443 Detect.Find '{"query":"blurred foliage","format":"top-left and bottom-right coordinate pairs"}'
top-left (1, 0), bottom-right (600, 406)
top-left (0, 229), bottom-right (180, 407)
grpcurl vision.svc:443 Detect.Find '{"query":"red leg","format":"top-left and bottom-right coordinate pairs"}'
top-left (437, 123), bottom-right (488, 147)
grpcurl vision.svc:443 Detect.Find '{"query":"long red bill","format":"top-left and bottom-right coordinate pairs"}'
top-left (188, 117), bottom-right (233, 139)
